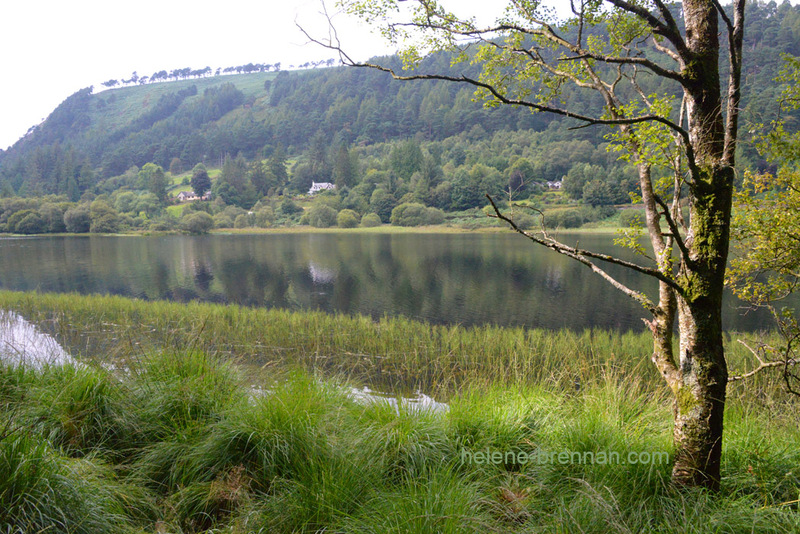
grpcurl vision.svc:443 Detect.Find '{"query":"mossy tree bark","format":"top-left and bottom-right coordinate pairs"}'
top-left (666, 0), bottom-right (737, 489)
top-left (669, 180), bottom-right (733, 488)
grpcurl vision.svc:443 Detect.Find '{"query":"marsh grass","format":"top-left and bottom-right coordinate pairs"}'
top-left (0, 290), bottom-right (672, 396)
top-left (0, 291), bottom-right (798, 532)
top-left (0, 290), bottom-right (782, 399)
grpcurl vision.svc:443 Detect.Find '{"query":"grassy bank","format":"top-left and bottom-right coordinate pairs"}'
top-left (1, 292), bottom-right (798, 533)
top-left (0, 290), bottom-right (775, 397)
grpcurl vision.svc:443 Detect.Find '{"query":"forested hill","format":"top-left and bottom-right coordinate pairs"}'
top-left (1, 0), bottom-right (799, 198)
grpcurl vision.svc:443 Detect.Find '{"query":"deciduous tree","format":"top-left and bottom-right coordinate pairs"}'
top-left (191, 165), bottom-right (212, 197)
top-left (139, 163), bottom-right (168, 202)
top-left (315, 0), bottom-right (747, 489)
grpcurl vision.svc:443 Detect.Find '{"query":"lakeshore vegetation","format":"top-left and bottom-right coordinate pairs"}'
top-left (1, 291), bottom-right (799, 533)
top-left (1, 1), bottom-right (800, 530)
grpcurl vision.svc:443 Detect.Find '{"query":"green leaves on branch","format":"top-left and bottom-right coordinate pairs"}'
top-left (729, 168), bottom-right (800, 305)
top-left (730, 56), bottom-right (800, 307)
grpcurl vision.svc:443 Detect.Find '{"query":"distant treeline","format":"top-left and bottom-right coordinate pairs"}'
top-left (99, 59), bottom-right (337, 89)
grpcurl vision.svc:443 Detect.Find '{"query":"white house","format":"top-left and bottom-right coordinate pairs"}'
top-left (308, 182), bottom-right (335, 194)
top-left (546, 181), bottom-right (563, 190)
top-left (176, 191), bottom-right (211, 202)
top-left (176, 191), bottom-right (199, 202)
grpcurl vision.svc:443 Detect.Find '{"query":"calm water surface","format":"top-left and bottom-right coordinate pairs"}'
top-left (0, 233), bottom-right (772, 331)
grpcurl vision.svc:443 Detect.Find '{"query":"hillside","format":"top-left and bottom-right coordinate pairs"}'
top-left (1, 0), bottom-right (799, 200)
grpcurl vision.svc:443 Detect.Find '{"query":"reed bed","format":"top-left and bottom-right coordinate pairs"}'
top-left (0, 290), bottom-right (776, 397)
top-left (0, 290), bottom-right (798, 533)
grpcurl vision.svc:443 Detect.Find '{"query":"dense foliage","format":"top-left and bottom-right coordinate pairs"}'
top-left (1, 1), bottom-right (798, 206)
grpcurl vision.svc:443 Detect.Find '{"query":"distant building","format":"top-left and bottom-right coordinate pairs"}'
top-left (546, 181), bottom-right (563, 190)
top-left (176, 191), bottom-right (210, 202)
top-left (308, 181), bottom-right (335, 194)
top-left (176, 191), bottom-right (199, 202)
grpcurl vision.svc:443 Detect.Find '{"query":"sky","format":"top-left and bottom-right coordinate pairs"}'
top-left (0, 0), bottom-right (534, 151)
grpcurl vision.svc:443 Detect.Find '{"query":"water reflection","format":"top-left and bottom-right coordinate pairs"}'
top-left (0, 233), bottom-right (779, 331)
top-left (349, 386), bottom-right (448, 413)
top-left (0, 310), bottom-right (74, 367)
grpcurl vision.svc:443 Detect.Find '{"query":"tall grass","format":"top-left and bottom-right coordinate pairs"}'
top-left (0, 291), bottom-right (691, 392)
top-left (0, 290), bottom-right (798, 532)
top-left (0, 290), bottom-right (783, 399)
top-left (1, 358), bottom-right (797, 533)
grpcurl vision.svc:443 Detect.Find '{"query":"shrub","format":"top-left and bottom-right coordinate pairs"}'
top-left (370, 188), bottom-right (396, 222)
top-left (544, 209), bottom-right (583, 229)
top-left (116, 213), bottom-right (137, 231)
top-left (6, 209), bottom-right (38, 233)
top-left (114, 192), bottom-right (138, 214)
top-left (63, 206), bottom-right (92, 233)
top-left (147, 216), bottom-right (177, 232)
top-left (234, 214), bottom-right (252, 229)
top-left (511, 211), bottom-right (538, 230)
top-left (390, 203), bottom-right (427, 226)
top-left (89, 200), bottom-right (120, 234)
top-left (360, 213), bottom-right (382, 227)
top-left (580, 205), bottom-right (616, 221)
top-left (279, 198), bottom-right (302, 216)
top-left (39, 203), bottom-right (68, 232)
top-left (182, 212), bottom-right (214, 234)
top-left (543, 206), bottom-right (616, 229)
top-left (90, 214), bottom-right (119, 233)
top-left (390, 203), bottom-right (447, 227)
top-left (15, 212), bottom-right (47, 234)
top-left (305, 205), bottom-right (338, 228)
top-left (213, 213), bottom-right (235, 229)
top-left (255, 207), bottom-right (275, 228)
top-left (424, 207), bottom-right (445, 225)
top-left (337, 209), bottom-right (360, 228)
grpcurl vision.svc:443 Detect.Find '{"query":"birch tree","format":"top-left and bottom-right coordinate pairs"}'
top-left (309, 0), bottom-right (748, 490)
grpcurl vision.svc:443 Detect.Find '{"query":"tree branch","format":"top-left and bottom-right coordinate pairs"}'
top-left (652, 0), bottom-right (684, 38)
top-left (333, 55), bottom-right (691, 135)
top-left (391, 14), bottom-right (687, 84)
top-left (605, 0), bottom-right (690, 59)
top-left (711, 0), bottom-right (734, 34)
top-left (729, 339), bottom-right (800, 383)
top-left (486, 196), bottom-right (682, 311)
top-left (651, 36), bottom-right (681, 63)
top-left (723, 0), bottom-right (746, 165)
top-left (557, 53), bottom-right (685, 83)
top-left (653, 193), bottom-right (692, 264)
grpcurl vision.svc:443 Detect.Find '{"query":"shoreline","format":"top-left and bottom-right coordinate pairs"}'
top-left (0, 222), bottom-right (630, 238)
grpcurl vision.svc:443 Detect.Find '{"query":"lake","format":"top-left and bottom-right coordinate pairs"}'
top-left (0, 232), bottom-right (773, 331)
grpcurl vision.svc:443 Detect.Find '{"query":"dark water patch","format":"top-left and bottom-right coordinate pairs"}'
top-left (0, 233), bottom-right (779, 331)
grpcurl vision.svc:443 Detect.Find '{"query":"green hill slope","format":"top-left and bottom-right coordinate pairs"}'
top-left (1, 0), bottom-right (799, 199)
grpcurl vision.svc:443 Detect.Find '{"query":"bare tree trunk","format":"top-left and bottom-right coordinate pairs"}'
top-left (671, 163), bottom-right (734, 489)
top-left (666, 0), bottom-right (734, 489)
top-left (672, 298), bottom-right (728, 489)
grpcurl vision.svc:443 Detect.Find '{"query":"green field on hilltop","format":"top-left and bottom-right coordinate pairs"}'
top-left (91, 72), bottom-right (277, 132)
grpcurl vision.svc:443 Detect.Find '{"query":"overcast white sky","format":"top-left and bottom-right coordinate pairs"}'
top-left (0, 0), bottom-right (566, 150)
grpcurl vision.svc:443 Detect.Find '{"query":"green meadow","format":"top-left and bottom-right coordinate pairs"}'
top-left (0, 290), bottom-right (798, 533)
